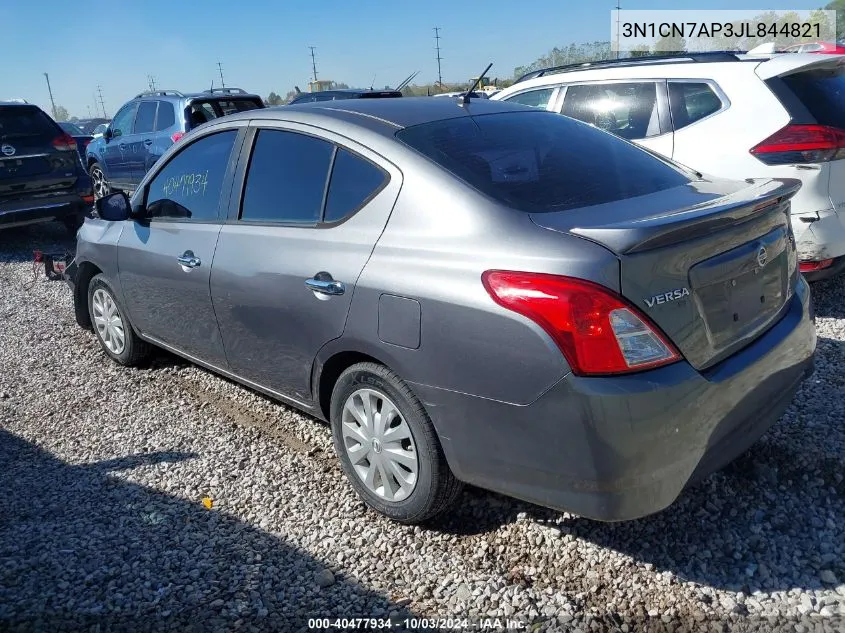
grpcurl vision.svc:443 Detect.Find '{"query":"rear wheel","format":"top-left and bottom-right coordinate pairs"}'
top-left (329, 362), bottom-right (462, 524)
top-left (89, 162), bottom-right (109, 201)
top-left (87, 274), bottom-right (151, 366)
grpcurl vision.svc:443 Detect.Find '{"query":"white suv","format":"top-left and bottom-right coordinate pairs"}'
top-left (492, 52), bottom-right (845, 281)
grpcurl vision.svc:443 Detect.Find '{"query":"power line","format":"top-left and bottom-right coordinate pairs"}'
top-left (433, 27), bottom-right (443, 87)
top-left (217, 61), bottom-right (225, 88)
top-left (97, 86), bottom-right (108, 119)
top-left (309, 46), bottom-right (318, 82)
top-left (43, 73), bottom-right (57, 119)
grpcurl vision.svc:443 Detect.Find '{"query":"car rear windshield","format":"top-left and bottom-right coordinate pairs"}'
top-left (395, 111), bottom-right (691, 213)
top-left (781, 63), bottom-right (845, 128)
top-left (191, 98), bottom-right (263, 118)
top-left (0, 106), bottom-right (59, 140)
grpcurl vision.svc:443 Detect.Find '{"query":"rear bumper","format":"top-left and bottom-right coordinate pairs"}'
top-left (412, 279), bottom-right (816, 522)
top-left (0, 192), bottom-right (90, 229)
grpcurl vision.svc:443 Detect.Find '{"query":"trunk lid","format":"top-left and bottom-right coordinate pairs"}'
top-left (0, 105), bottom-right (79, 199)
top-left (530, 177), bottom-right (801, 370)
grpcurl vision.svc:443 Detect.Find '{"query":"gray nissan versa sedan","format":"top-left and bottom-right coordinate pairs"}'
top-left (68, 97), bottom-right (817, 524)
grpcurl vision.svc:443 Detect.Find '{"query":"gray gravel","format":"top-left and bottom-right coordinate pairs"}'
top-left (1, 223), bottom-right (844, 633)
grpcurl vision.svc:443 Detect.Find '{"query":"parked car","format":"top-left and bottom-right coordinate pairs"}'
top-left (492, 51), bottom-right (845, 281)
top-left (287, 88), bottom-right (403, 104)
top-left (58, 121), bottom-right (94, 160)
top-left (85, 87), bottom-right (264, 199)
top-left (0, 101), bottom-right (93, 232)
top-left (75, 117), bottom-right (110, 135)
top-left (782, 41), bottom-right (845, 54)
top-left (69, 97), bottom-right (816, 524)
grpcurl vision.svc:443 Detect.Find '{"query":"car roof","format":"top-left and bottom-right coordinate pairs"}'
top-left (497, 51), bottom-right (843, 94)
top-left (226, 96), bottom-right (536, 134)
top-left (131, 88), bottom-right (262, 102)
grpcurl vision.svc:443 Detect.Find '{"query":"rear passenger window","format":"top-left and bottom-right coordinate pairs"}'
top-left (324, 149), bottom-right (388, 222)
top-left (781, 64), bottom-right (845, 129)
top-left (562, 82), bottom-right (661, 140)
top-left (668, 82), bottom-right (724, 131)
top-left (133, 101), bottom-right (157, 134)
top-left (155, 102), bottom-right (176, 131)
top-left (240, 129), bottom-right (334, 223)
top-left (145, 130), bottom-right (237, 222)
top-left (502, 88), bottom-right (555, 109)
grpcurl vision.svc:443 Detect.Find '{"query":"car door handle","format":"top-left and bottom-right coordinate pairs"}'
top-left (305, 277), bottom-right (345, 296)
top-left (119, 143), bottom-right (127, 149)
top-left (177, 252), bottom-right (201, 268)
top-left (143, 139), bottom-right (153, 146)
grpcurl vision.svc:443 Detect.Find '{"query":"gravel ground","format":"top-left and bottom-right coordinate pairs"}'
top-left (1, 222), bottom-right (844, 633)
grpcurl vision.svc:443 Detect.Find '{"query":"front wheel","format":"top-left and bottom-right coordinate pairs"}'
top-left (89, 161), bottom-right (110, 201)
top-left (330, 362), bottom-right (462, 524)
top-left (87, 274), bottom-right (151, 366)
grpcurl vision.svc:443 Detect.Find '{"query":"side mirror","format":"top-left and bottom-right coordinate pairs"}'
top-left (95, 191), bottom-right (131, 222)
top-left (103, 127), bottom-right (113, 142)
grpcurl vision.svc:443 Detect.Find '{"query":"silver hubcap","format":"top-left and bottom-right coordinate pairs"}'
top-left (342, 388), bottom-right (418, 502)
top-left (92, 288), bottom-right (125, 354)
top-left (91, 167), bottom-right (108, 200)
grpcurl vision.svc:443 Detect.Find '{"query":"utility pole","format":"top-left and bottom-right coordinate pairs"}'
top-left (433, 27), bottom-right (443, 88)
top-left (147, 75), bottom-right (157, 92)
top-left (615, 1), bottom-right (622, 59)
top-left (217, 61), bottom-right (225, 88)
top-left (97, 85), bottom-right (108, 119)
top-left (43, 73), bottom-right (57, 119)
top-left (309, 46), bottom-right (318, 82)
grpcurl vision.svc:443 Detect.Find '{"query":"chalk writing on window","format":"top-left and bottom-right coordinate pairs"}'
top-left (162, 170), bottom-right (209, 198)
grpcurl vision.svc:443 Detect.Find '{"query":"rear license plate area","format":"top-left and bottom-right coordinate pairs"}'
top-left (690, 227), bottom-right (789, 347)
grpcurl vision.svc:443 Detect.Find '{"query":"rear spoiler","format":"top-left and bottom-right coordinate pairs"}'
top-left (570, 178), bottom-right (802, 254)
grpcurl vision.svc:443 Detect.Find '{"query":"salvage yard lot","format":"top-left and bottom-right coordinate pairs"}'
top-left (1, 223), bottom-right (844, 632)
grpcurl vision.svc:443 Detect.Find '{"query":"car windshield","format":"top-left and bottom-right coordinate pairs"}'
top-left (396, 110), bottom-right (691, 213)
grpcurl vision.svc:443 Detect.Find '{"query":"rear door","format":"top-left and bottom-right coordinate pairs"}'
top-left (0, 105), bottom-right (80, 201)
top-left (118, 126), bottom-right (244, 367)
top-left (558, 81), bottom-right (674, 158)
top-left (210, 123), bottom-right (400, 402)
top-left (125, 100), bottom-right (158, 188)
top-left (102, 102), bottom-right (137, 188)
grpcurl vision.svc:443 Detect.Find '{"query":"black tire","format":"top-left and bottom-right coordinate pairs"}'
top-left (89, 161), bottom-right (110, 201)
top-left (87, 273), bottom-right (151, 366)
top-left (329, 362), bottom-right (463, 524)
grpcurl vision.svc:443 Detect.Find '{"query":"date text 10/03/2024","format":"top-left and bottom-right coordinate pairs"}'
top-left (307, 617), bottom-right (528, 630)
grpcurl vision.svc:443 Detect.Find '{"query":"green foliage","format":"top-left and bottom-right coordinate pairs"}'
top-left (824, 0), bottom-right (845, 41)
top-left (53, 105), bottom-right (69, 122)
top-left (513, 41), bottom-right (613, 78)
top-left (265, 92), bottom-right (284, 106)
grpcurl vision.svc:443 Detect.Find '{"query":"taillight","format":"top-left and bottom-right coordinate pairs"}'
top-left (750, 124), bottom-right (845, 165)
top-left (171, 132), bottom-right (185, 143)
top-left (52, 133), bottom-right (77, 152)
top-left (482, 271), bottom-right (682, 376)
top-left (799, 259), bottom-right (834, 272)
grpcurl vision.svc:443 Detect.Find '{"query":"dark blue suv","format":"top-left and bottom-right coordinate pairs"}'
top-left (85, 88), bottom-right (263, 198)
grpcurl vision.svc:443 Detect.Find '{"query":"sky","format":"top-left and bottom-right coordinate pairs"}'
top-left (0, 0), bottom-right (830, 118)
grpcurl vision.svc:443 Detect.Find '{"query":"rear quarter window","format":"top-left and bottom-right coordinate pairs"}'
top-left (396, 111), bottom-right (691, 213)
top-left (781, 64), bottom-right (845, 128)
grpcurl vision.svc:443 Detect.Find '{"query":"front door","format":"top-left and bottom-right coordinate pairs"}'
top-left (117, 128), bottom-right (242, 367)
top-left (210, 125), bottom-right (401, 402)
top-left (103, 102), bottom-right (138, 189)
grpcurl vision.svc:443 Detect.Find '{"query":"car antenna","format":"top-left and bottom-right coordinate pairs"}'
top-left (460, 63), bottom-right (492, 105)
